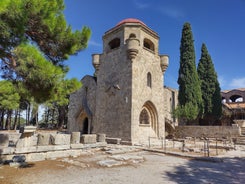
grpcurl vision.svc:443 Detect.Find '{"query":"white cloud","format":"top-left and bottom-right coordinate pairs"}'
top-left (229, 77), bottom-right (245, 88)
top-left (158, 6), bottom-right (184, 19)
top-left (218, 76), bottom-right (226, 89)
top-left (133, 0), bottom-right (149, 9)
top-left (88, 40), bottom-right (102, 47)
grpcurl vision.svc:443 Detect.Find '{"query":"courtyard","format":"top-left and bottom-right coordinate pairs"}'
top-left (1, 145), bottom-right (244, 184)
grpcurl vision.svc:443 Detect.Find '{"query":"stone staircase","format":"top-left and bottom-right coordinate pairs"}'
top-left (236, 127), bottom-right (245, 145)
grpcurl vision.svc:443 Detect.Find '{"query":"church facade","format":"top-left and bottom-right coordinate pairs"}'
top-left (67, 18), bottom-right (177, 145)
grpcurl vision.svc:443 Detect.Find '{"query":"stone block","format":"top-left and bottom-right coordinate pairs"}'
top-left (70, 144), bottom-right (84, 149)
top-left (53, 145), bottom-right (70, 150)
top-left (20, 126), bottom-right (37, 133)
top-left (8, 133), bottom-right (21, 146)
top-left (25, 152), bottom-right (46, 162)
top-left (46, 150), bottom-right (70, 160)
top-left (0, 147), bottom-right (15, 155)
top-left (15, 146), bottom-right (37, 154)
top-left (36, 145), bottom-right (55, 152)
top-left (16, 136), bottom-right (35, 148)
top-left (37, 133), bottom-right (50, 146)
top-left (81, 134), bottom-right (97, 144)
top-left (50, 134), bottom-right (71, 145)
top-left (71, 132), bottom-right (80, 144)
top-left (97, 133), bottom-right (106, 142)
top-left (0, 134), bottom-right (9, 147)
top-left (106, 137), bottom-right (121, 144)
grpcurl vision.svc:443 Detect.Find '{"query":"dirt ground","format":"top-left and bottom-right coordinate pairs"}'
top-left (0, 146), bottom-right (245, 184)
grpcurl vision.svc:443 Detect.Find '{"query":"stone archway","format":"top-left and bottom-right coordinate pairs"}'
top-left (140, 101), bottom-right (159, 136)
top-left (77, 111), bottom-right (90, 134)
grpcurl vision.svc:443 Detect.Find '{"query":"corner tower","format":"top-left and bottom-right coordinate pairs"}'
top-left (92, 18), bottom-right (169, 144)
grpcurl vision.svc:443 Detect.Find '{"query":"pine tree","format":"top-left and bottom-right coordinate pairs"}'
top-left (0, 0), bottom-right (91, 103)
top-left (0, 80), bottom-right (20, 129)
top-left (176, 22), bottom-right (203, 124)
top-left (197, 43), bottom-right (222, 124)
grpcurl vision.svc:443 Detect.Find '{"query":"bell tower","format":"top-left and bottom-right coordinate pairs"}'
top-left (92, 18), bottom-right (169, 144)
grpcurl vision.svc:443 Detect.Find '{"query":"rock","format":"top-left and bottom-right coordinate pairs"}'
top-left (12, 155), bottom-right (26, 163)
top-left (97, 159), bottom-right (124, 167)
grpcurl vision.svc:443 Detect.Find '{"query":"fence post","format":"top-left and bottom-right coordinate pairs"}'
top-left (216, 138), bottom-right (218, 155)
top-left (207, 138), bottom-right (210, 157)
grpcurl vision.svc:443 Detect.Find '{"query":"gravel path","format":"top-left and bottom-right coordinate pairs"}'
top-left (1, 147), bottom-right (244, 184)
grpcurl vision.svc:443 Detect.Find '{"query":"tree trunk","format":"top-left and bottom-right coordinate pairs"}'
top-left (13, 109), bottom-right (18, 130)
top-left (6, 110), bottom-right (12, 130)
top-left (58, 106), bottom-right (66, 129)
top-left (27, 104), bottom-right (31, 125)
top-left (0, 109), bottom-right (4, 129)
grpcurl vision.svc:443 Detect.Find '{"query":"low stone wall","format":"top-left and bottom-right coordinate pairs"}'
top-left (175, 125), bottom-right (241, 139)
top-left (0, 131), bottom-right (108, 163)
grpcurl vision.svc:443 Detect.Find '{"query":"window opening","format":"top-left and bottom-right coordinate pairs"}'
top-left (143, 38), bottom-right (154, 52)
top-left (139, 109), bottom-right (150, 124)
top-left (109, 38), bottom-right (120, 49)
top-left (147, 72), bottom-right (152, 88)
top-left (129, 33), bottom-right (136, 38)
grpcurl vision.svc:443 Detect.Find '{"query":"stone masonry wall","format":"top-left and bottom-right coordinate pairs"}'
top-left (67, 76), bottom-right (97, 133)
top-left (175, 125), bottom-right (240, 139)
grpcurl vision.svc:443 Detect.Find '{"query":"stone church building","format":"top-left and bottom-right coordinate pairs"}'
top-left (68, 18), bottom-right (178, 145)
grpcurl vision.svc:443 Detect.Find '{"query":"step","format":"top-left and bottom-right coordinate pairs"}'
top-left (236, 136), bottom-right (245, 145)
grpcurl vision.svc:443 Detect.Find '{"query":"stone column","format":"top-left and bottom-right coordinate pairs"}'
top-left (71, 132), bottom-right (81, 144)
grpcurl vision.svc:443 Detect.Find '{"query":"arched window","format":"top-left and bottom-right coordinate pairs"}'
top-left (109, 38), bottom-right (120, 49)
top-left (139, 109), bottom-right (150, 124)
top-left (143, 38), bottom-right (154, 52)
top-left (129, 33), bottom-right (136, 38)
top-left (147, 72), bottom-right (152, 88)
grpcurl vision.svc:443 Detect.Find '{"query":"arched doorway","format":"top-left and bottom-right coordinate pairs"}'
top-left (82, 117), bottom-right (89, 134)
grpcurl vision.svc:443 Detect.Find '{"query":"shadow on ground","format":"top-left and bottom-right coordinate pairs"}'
top-left (164, 157), bottom-right (245, 184)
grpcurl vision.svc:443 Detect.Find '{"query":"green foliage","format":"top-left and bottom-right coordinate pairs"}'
top-left (0, 0), bottom-right (91, 103)
top-left (174, 103), bottom-right (199, 123)
top-left (42, 78), bottom-right (82, 128)
top-left (177, 22), bottom-right (203, 122)
top-left (197, 43), bottom-right (222, 121)
top-left (52, 78), bottom-right (82, 106)
top-left (14, 43), bottom-right (64, 103)
top-left (0, 80), bottom-right (20, 110)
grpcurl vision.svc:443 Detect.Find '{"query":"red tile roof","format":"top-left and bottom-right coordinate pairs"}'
top-left (116, 18), bottom-right (146, 27)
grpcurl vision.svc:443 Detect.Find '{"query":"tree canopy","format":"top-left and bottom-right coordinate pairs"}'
top-left (0, 0), bottom-right (91, 103)
top-left (0, 80), bottom-right (20, 110)
top-left (176, 22), bottom-right (203, 123)
top-left (197, 43), bottom-right (222, 124)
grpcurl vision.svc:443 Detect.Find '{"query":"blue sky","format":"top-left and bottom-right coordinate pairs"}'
top-left (63, 0), bottom-right (245, 90)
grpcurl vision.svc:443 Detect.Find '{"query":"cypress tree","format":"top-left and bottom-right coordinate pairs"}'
top-left (176, 22), bottom-right (203, 124)
top-left (197, 43), bottom-right (222, 124)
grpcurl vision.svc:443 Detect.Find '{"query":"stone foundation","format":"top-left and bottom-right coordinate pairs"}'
top-left (175, 125), bottom-right (240, 139)
top-left (0, 131), bottom-right (107, 163)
